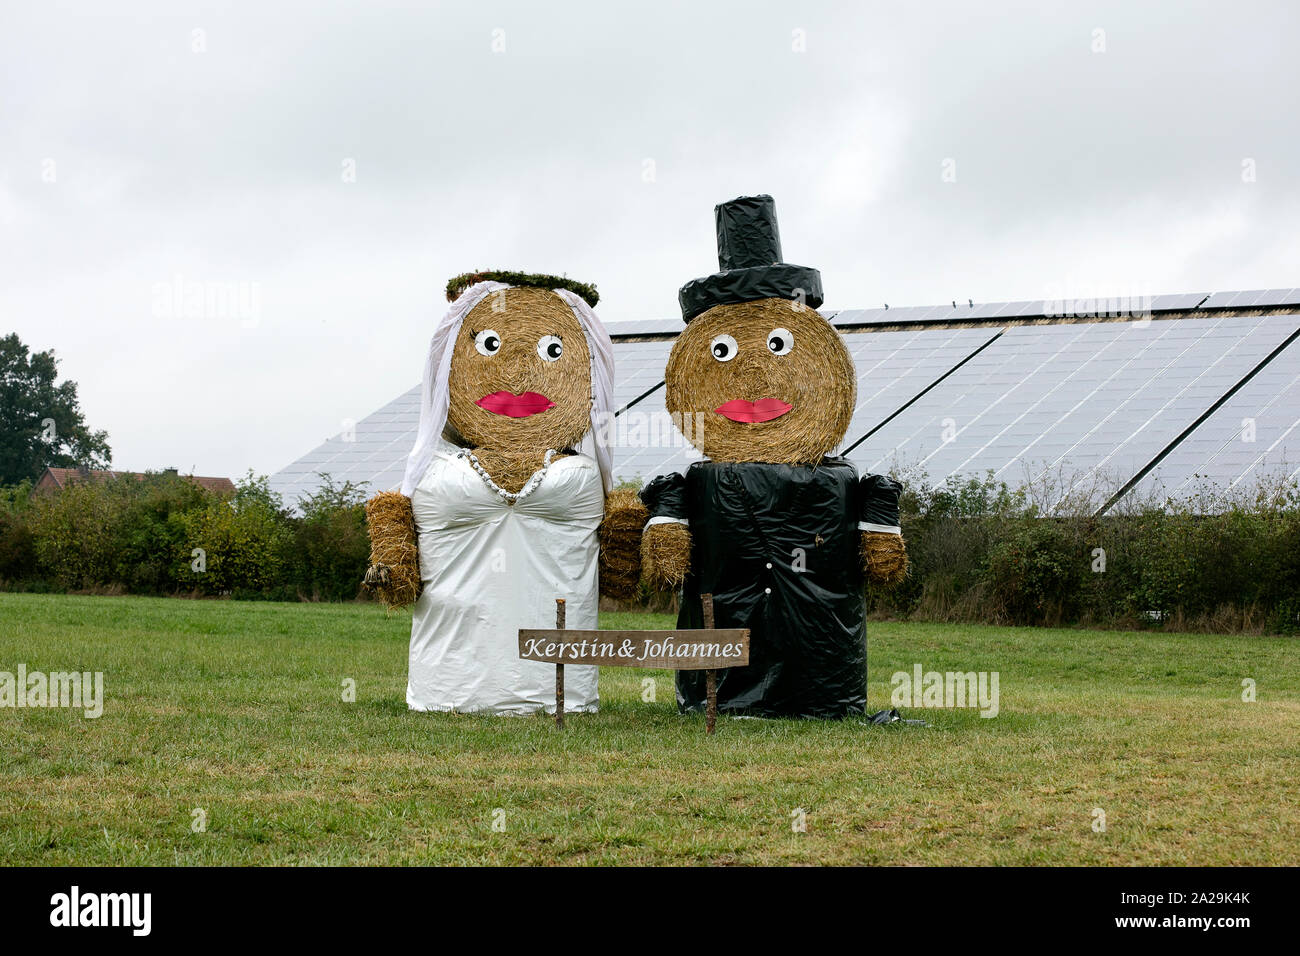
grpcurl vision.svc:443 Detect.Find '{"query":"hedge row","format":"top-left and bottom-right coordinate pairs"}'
top-left (865, 473), bottom-right (1300, 634)
top-left (2, 469), bottom-right (1297, 632)
top-left (0, 472), bottom-right (370, 602)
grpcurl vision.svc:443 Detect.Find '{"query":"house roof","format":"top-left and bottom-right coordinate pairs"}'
top-left (38, 468), bottom-right (236, 495)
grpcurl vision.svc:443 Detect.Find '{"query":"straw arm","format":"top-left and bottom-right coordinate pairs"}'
top-left (362, 491), bottom-right (423, 609)
top-left (641, 520), bottom-right (692, 590)
top-left (598, 488), bottom-right (649, 600)
top-left (860, 530), bottom-right (908, 588)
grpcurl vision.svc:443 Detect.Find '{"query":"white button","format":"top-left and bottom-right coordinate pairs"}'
top-left (764, 587), bottom-right (772, 594)
top-left (765, 562), bottom-right (772, 569)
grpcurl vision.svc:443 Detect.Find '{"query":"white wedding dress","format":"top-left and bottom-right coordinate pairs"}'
top-left (406, 442), bottom-right (602, 714)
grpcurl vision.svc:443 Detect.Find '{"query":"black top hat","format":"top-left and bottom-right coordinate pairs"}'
top-left (677, 195), bottom-right (823, 322)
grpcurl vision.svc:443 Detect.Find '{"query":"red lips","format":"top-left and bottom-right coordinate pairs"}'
top-left (714, 398), bottom-right (793, 423)
top-left (476, 391), bottom-right (555, 418)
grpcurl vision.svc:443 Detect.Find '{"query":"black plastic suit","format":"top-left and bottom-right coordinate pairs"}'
top-left (640, 459), bottom-right (901, 719)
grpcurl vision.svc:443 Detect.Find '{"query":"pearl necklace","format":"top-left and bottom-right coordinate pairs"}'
top-left (457, 448), bottom-right (557, 503)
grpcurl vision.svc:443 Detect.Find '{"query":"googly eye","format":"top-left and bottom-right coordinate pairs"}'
top-left (537, 335), bottom-right (563, 362)
top-left (710, 334), bottom-right (738, 362)
top-left (767, 328), bottom-right (793, 356)
top-left (474, 329), bottom-right (501, 356)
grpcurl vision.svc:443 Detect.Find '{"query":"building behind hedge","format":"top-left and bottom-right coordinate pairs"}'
top-left (36, 467), bottom-right (235, 497)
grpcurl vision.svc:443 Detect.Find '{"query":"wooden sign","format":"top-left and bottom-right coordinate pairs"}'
top-left (520, 595), bottom-right (747, 734)
top-left (518, 629), bottom-right (749, 669)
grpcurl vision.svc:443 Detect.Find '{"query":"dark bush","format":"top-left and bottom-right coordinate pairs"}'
top-left (0, 482), bottom-right (36, 582)
top-left (11, 470), bottom-right (376, 602)
top-left (176, 474), bottom-right (294, 596)
top-left (29, 478), bottom-right (127, 589)
top-left (114, 473), bottom-right (211, 593)
top-left (986, 519), bottom-right (1085, 625)
top-left (864, 470), bottom-right (1300, 633)
top-left (291, 476), bottom-right (370, 601)
top-left (3, 463), bottom-right (1298, 630)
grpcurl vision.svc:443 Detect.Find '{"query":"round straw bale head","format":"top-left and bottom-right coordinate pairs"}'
top-left (447, 287), bottom-right (593, 453)
top-left (664, 297), bottom-right (856, 464)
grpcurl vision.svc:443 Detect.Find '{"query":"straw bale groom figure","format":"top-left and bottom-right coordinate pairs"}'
top-left (363, 272), bottom-right (645, 715)
top-left (640, 196), bottom-right (907, 719)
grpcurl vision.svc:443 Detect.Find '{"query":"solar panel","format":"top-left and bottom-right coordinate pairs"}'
top-left (850, 314), bottom-right (1300, 509)
top-left (834, 299), bottom-right (1086, 326)
top-left (608, 378), bottom-right (704, 484)
top-left (1198, 291), bottom-right (1233, 309)
top-left (1197, 289), bottom-right (1300, 311)
top-left (840, 325), bottom-right (1004, 451)
top-left (1150, 292), bottom-right (1209, 311)
top-left (606, 317), bottom-right (681, 338)
top-left (871, 305), bottom-right (934, 324)
top-left (854, 323), bottom-right (1090, 479)
top-left (1124, 332), bottom-right (1300, 502)
top-left (610, 339), bottom-right (673, 412)
top-left (1019, 316), bottom-right (1292, 503)
top-left (830, 308), bottom-right (888, 327)
top-left (1251, 288), bottom-right (1300, 308)
top-left (266, 384), bottom-right (422, 506)
top-left (925, 303), bottom-right (962, 322)
top-left (1009, 299), bottom-right (1049, 317)
top-left (268, 297), bottom-right (1300, 508)
top-left (964, 301), bottom-right (1009, 319)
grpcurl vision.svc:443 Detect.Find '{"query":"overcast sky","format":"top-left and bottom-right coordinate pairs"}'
top-left (3, 0), bottom-right (1297, 482)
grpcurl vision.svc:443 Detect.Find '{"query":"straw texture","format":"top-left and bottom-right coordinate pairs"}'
top-left (447, 287), bottom-right (593, 454)
top-left (641, 521), bottom-right (692, 588)
top-left (664, 298), bottom-right (856, 465)
top-left (466, 448), bottom-right (572, 494)
top-left (363, 491), bottom-right (422, 609)
top-left (598, 487), bottom-right (648, 598)
top-left (861, 531), bottom-right (908, 588)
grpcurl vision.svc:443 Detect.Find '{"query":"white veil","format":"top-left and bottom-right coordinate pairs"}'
top-left (399, 281), bottom-right (616, 496)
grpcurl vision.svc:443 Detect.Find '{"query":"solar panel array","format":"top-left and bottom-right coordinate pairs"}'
top-left (1199, 288), bottom-right (1300, 310)
top-left (270, 385), bottom-right (420, 507)
top-left (822, 292), bottom-right (1209, 329)
top-left (841, 325), bottom-right (1004, 453)
top-left (830, 301), bottom-right (1049, 327)
top-left (1130, 328), bottom-right (1300, 502)
top-left (612, 390), bottom-right (705, 483)
top-left (268, 291), bottom-right (1300, 513)
top-left (851, 315), bottom-right (1300, 510)
top-left (611, 340), bottom-right (672, 411)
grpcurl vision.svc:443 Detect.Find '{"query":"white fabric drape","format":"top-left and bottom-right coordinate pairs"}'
top-left (400, 281), bottom-right (504, 497)
top-left (407, 445), bottom-right (603, 714)
top-left (399, 282), bottom-right (616, 496)
top-left (552, 287), bottom-right (616, 493)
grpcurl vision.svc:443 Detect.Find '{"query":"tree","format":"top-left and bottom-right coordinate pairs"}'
top-left (293, 473), bottom-right (370, 600)
top-left (0, 333), bottom-right (111, 485)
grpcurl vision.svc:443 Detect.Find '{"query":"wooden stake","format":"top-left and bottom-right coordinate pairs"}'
top-left (701, 593), bottom-right (717, 736)
top-left (554, 598), bottom-right (566, 729)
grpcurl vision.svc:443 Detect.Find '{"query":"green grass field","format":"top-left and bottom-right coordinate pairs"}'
top-left (1, 592), bottom-right (1297, 865)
